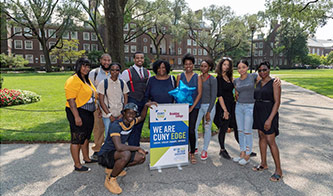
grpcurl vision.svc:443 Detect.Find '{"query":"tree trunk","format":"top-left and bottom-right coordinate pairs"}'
top-left (40, 38), bottom-right (52, 72)
top-left (104, 0), bottom-right (128, 67)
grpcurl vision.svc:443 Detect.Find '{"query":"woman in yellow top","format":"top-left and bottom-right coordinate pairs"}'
top-left (65, 58), bottom-right (97, 172)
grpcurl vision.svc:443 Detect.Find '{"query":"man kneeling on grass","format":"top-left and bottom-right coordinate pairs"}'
top-left (98, 102), bottom-right (157, 194)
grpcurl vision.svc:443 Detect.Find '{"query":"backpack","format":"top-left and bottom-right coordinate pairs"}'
top-left (103, 78), bottom-right (125, 108)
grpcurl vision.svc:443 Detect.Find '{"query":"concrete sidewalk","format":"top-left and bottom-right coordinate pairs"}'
top-left (1, 81), bottom-right (332, 196)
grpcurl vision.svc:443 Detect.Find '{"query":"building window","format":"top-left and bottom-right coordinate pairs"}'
top-left (193, 48), bottom-right (197, 55)
top-left (259, 42), bottom-right (263, 48)
top-left (25, 54), bottom-right (33, 63)
top-left (203, 50), bottom-right (207, 56)
top-left (284, 59), bottom-right (287, 65)
top-left (91, 33), bottom-right (97, 41)
top-left (40, 55), bottom-right (45, 63)
top-left (14, 40), bottom-right (23, 49)
top-left (130, 45), bottom-right (137, 53)
top-left (91, 44), bottom-right (98, 51)
top-left (270, 42), bottom-right (274, 48)
top-left (143, 38), bottom-right (148, 43)
top-left (71, 31), bottom-right (78, 39)
top-left (255, 43), bottom-right (258, 48)
top-left (178, 48), bottom-right (182, 55)
top-left (39, 43), bottom-right (43, 50)
top-left (198, 49), bottom-right (202, 55)
top-left (63, 58), bottom-right (70, 64)
top-left (49, 42), bottom-right (56, 49)
top-left (131, 38), bottom-right (136, 43)
top-left (51, 55), bottom-right (57, 64)
top-left (317, 48), bottom-right (320, 55)
top-left (178, 58), bottom-right (181, 65)
top-left (258, 50), bottom-right (263, 56)
top-left (257, 34), bottom-right (264, 40)
top-left (83, 32), bottom-right (90, 40)
top-left (279, 52), bottom-right (283, 57)
top-left (254, 59), bottom-right (257, 65)
top-left (279, 58), bottom-right (282, 65)
top-left (124, 23), bottom-right (129, 31)
top-left (187, 48), bottom-right (191, 54)
top-left (124, 45), bottom-right (129, 53)
top-left (83, 44), bottom-right (90, 52)
top-left (198, 58), bottom-right (202, 64)
top-left (151, 27), bottom-right (156, 33)
top-left (193, 40), bottom-right (197, 46)
top-left (312, 48), bottom-right (315, 54)
top-left (14, 27), bottom-right (22, 36)
top-left (195, 58), bottom-right (198, 65)
top-left (24, 27), bottom-right (32, 37)
top-left (269, 59), bottom-right (273, 66)
top-left (187, 39), bottom-right (191, 46)
top-left (270, 50), bottom-right (273, 56)
top-left (125, 56), bottom-right (129, 62)
top-left (254, 50), bottom-right (258, 56)
top-left (143, 46), bottom-right (147, 53)
top-left (25, 40), bottom-right (33, 49)
top-left (62, 31), bottom-right (69, 39)
top-left (48, 29), bottom-right (56, 38)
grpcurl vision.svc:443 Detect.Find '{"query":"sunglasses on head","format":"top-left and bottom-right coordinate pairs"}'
top-left (258, 68), bottom-right (268, 73)
top-left (222, 57), bottom-right (232, 61)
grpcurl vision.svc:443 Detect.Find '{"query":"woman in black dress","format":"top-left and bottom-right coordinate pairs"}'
top-left (214, 57), bottom-right (238, 159)
top-left (252, 61), bottom-right (282, 182)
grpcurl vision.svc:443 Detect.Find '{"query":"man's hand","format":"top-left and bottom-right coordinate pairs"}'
top-left (110, 115), bottom-right (116, 122)
top-left (146, 101), bottom-right (158, 109)
top-left (137, 148), bottom-right (146, 155)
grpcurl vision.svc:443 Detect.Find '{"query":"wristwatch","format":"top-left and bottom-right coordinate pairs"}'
top-left (106, 113), bottom-right (112, 118)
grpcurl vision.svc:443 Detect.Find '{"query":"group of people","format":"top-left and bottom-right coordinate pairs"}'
top-left (64, 51), bottom-right (283, 194)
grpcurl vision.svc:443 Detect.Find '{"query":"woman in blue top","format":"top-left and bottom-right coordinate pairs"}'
top-left (145, 60), bottom-right (176, 103)
top-left (177, 53), bottom-right (202, 164)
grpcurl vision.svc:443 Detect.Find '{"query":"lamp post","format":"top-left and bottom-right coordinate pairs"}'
top-left (250, 25), bottom-right (256, 73)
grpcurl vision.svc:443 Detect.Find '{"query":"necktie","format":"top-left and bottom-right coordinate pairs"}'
top-left (139, 68), bottom-right (143, 79)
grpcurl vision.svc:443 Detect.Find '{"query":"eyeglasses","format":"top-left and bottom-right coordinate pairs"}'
top-left (110, 69), bottom-right (120, 72)
top-left (258, 69), bottom-right (268, 73)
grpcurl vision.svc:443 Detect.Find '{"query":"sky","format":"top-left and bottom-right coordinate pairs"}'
top-left (185, 0), bottom-right (333, 40)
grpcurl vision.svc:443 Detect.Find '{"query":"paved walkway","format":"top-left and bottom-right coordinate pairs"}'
top-left (1, 81), bottom-right (332, 196)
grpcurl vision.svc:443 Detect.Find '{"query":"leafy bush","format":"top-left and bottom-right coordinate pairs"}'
top-left (0, 88), bottom-right (41, 107)
top-left (0, 53), bottom-right (29, 68)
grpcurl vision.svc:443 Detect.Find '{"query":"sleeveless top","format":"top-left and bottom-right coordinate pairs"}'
top-left (254, 79), bottom-right (275, 102)
top-left (180, 72), bottom-right (200, 109)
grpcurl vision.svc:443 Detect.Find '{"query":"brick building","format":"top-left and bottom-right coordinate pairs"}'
top-left (307, 38), bottom-right (333, 56)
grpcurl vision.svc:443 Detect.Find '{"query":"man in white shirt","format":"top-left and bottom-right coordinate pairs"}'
top-left (120, 52), bottom-right (151, 146)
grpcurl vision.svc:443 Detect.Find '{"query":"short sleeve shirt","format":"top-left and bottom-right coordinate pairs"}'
top-left (234, 73), bottom-right (258, 103)
top-left (98, 118), bottom-right (139, 155)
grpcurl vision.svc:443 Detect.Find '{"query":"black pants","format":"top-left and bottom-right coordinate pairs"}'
top-left (189, 108), bottom-right (199, 153)
top-left (218, 122), bottom-right (239, 149)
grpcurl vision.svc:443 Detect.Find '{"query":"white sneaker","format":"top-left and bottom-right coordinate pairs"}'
top-left (232, 157), bottom-right (242, 163)
top-left (238, 158), bottom-right (250, 166)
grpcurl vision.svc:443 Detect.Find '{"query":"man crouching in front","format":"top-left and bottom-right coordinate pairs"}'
top-left (98, 102), bottom-right (157, 194)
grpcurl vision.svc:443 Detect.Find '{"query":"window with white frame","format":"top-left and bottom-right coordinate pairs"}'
top-left (51, 55), bottom-right (57, 64)
top-left (270, 50), bottom-right (273, 56)
top-left (130, 45), bottom-right (137, 53)
top-left (91, 44), bottom-right (98, 51)
top-left (254, 59), bottom-right (257, 65)
top-left (39, 43), bottom-right (43, 50)
top-left (131, 37), bottom-right (136, 43)
top-left (25, 40), bottom-right (33, 49)
top-left (40, 55), bottom-right (45, 63)
top-left (143, 46), bottom-right (147, 53)
top-left (178, 58), bottom-right (181, 65)
top-left (83, 44), bottom-right (90, 52)
top-left (284, 59), bottom-right (287, 65)
top-left (14, 27), bottom-right (22, 36)
top-left (24, 27), bottom-right (32, 37)
top-left (279, 52), bottom-right (283, 57)
top-left (83, 32), bottom-right (90, 40)
top-left (193, 48), bottom-right (197, 55)
top-left (124, 45), bottom-right (129, 53)
top-left (71, 31), bottom-right (78, 39)
top-left (63, 58), bottom-right (70, 63)
top-left (203, 50), bottom-right (207, 55)
top-left (259, 42), bottom-right (263, 48)
top-left (124, 23), bottom-right (129, 31)
top-left (178, 48), bottom-right (182, 55)
top-left (269, 59), bottom-right (273, 66)
top-left (255, 43), bottom-right (258, 48)
top-left (199, 58), bottom-right (202, 64)
top-left (195, 58), bottom-right (198, 65)
top-left (258, 50), bottom-right (263, 56)
top-left (198, 48), bottom-right (202, 55)
top-left (62, 31), bottom-right (69, 39)
top-left (187, 48), bottom-right (191, 54)
top-left (279, 58), bottom-right (282, 65)
top-left (270, 42), bottom-right (274, 48)
top-left (91, 33), bottom-right (97, 41)
top-left (151, 27), bottom-right (156, 33)
top-left (49, 42), bottom-right (56, 49)
top-left (193, 40), bottom-right (197, 46)
top-left (312, 48), bottom-right (315, 54)
top-left (48, 29), bottom-right (56, 38)
top-left (317, 48), bottom-right (320, 55)
top-left (254, 50), bottom-right (258, 56)
top-left (25, 54), bottom-right (33, 63)
top-left (187, 39), bottom-right (191, 46)
top-left (14, 40), bottom-right (23, 49)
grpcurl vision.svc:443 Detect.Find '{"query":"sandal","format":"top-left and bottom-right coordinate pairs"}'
top-left (270, 173), bottom-right (283, 182)
top-left (190, 153), bottom-right (197, 164)
top-left (252, 165), bottom-right (268, 171)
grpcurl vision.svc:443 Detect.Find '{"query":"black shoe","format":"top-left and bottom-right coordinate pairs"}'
top-left (91, 152), bottom-right (99, 161)
top-left (84, 159), bottom-right (98, 164)
top-left (74, 165), bottom-right (91, 172)
top-left (250, 152), bottom-right (257, 157)
top-left (219, 149), bottom-right (231, 160)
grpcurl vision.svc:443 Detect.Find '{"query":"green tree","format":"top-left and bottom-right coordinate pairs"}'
top-left (0, 53), bottom-right (29, 68)
top-left (50, 39), bottom-right (85, 68)
top-left (303, 53), bottom-right (322, 67)
top-left (3, 0), bottom-right (80, 72)
top-left (326, 51), bottom-right (333, 65)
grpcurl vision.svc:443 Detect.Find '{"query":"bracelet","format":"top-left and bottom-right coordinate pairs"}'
top-left (106, 113), bottom-right (112, 118)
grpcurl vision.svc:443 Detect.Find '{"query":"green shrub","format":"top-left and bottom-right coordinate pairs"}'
top-left (0, 53), bottom-right (29, 68)
top-left (0, 88), bottom-right (41, 106)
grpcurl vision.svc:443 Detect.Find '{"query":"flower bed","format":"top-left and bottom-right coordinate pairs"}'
top-left (0, 88), bottom-right (41, 107)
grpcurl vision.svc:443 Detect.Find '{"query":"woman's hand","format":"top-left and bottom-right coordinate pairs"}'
top-left (264, 119), bottom-right (272, 131)
top-left (189, 105), bottom-right (194, 113)
top-left (75, 116), bottom-right (82, 126)
top-left (205, 112), bottom-right (210, 123)
top-left (223, 111), bottom-right (229, 120)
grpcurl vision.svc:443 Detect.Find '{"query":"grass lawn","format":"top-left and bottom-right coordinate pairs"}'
top-left (0, 71), bottom-right (216, 142)
top-left (271, 69), bottom-right (333, 98)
